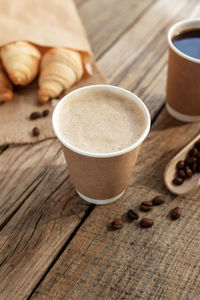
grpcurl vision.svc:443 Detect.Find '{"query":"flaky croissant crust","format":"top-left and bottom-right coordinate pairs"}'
top-left (38, 48), bottom-right (83, 103)
top-left (1, 41), bottom-right (41, 86)
top-left (0, 61), bottom-right (13, 102)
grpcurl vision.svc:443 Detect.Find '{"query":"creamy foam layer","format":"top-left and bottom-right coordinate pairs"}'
top-left (57, 89), bottom-right (146, 153)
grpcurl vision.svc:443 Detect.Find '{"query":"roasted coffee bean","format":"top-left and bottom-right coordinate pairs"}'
top-left (127, 209), bottom-right (139, 221)
top-left (42, 109), bottom-right (50, 117)
top-left (173, 177), bottom-right (183, 185)
top-left (111, 219), bottom-right (123, 229)
top-left (171, 207), bottom-right (182, 220)
top-left (32, 127), bottom-right (40, 137)
top-left (152, 195), bottom-right (165, 205)
top-left (192, 162), bottom-right (197, 173)
top-left (189, 147), bottom-right (198, 157)
top-left (177, 169), bottom-right (187, 179)
top-left (30, 111), bottom-right (42, 120)
top-left (185, 157), bottom-right (197, 166)
top-left (195, 139), bottom-right (200, 151)
top-left (185, 166), bottom-right (193, 178)
top-left (140, 218), bottom-right (154, 228)
top-left (140, 201), bottom-right (153, 211)
top-left (176, 160), bottom-right (185, 169)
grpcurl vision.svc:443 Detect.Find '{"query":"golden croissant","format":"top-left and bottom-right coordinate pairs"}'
top-left (1, 41), bottom-right (41, 86)
top-left (38, 48), bottom-right (83, 103)
top-left (0, 61), bottom-right (13, 102)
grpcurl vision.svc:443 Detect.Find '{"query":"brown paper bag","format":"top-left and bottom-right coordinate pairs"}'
top-left (0, 0), bottom-right (106, 146)
top-left (0, 0), bottom-right (92, 71)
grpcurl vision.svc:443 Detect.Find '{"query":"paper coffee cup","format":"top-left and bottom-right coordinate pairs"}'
top-left (166, 19), bottom-right (200, 122)
top-left (52, 85), bottom-right (150, 205)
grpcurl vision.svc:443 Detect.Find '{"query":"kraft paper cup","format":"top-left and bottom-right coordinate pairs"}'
top-left (166, 19), bottom-right (200, 122)
top-left (52, 85), bottom-right (150, 205)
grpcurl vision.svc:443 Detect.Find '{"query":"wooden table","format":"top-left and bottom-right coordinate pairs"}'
top-left (1, 1), bottom-right (200, 299)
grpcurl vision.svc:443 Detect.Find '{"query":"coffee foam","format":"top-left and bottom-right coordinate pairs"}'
top-left (57, 89), bottom-right (146, 153)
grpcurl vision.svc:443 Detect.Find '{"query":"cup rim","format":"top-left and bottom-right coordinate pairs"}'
top-left (168, 18), bottom-right (200, 64)
top-left (52, 85), bottom-right (151, 158)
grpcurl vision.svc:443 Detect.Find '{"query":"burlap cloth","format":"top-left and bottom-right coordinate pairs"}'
top-left (0, 0), bottom-right (106, 146)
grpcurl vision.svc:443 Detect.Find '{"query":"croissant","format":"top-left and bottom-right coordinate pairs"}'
top-left (37, 48), bottom-right (83, 103)
top-left (0, 61), bottom-right (13, 102)
top-left (1, 41), bottom-right (41, 86)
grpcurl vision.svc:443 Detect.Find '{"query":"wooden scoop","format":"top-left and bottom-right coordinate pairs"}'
top-left (164, 133), bottom-right (200, 195)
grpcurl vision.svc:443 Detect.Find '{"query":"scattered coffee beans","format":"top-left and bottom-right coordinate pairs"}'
top-left (140, 218), bottom-right (154, 228)
top-left (43, 109), bottom-right (50, 117)
top-left (30, 110), bottom-right (50, 120)
top-left (173, 139), bottom-right (200, 185)
top-left (171, 207), bottom-right (181, 220)
top-left (111, 219), bottom-right (123, 229)
top-left (152, 195), bottom-right (165, 205)
top-left (127, 209), bottom-right (139, 221)
top-left (30, 111), bottom-right (42, 120)
top-left (32, 127), bottom-right (40, 137)
top-left (140, 201), bottom-right (153, 211)
top-left (109, 193), bottom-right (183, 231)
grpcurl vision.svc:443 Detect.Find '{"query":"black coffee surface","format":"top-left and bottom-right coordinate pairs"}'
top-left (172, 29), bottom-right (200, 60)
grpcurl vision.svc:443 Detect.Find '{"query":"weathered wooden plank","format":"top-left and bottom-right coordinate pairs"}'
top-left (77, 0), bottom-right (155, 59)
top-left (98, 0), bottom-right (200, 119)
top-left (31, 109), bottom-right (200, 300)
top-left (0, 139), bottom-right (61, 228)
top-left (0, 139), bottom-right (93, 299)
top-left (1, 1), bottom-right (200, 300)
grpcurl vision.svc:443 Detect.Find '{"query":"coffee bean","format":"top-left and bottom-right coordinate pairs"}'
top-left (185, 166), bottom-right (193, 178)
top-left (192, 162), bottom-right (197, 173)
top-left (111, 219), bottom-right (123, 229)
top-left (140, 201), bottom-right (153, 211)
top-left (173, 177), bottom-right (183, 185)
top-left (195, 139), bottom-right (200, 151)
top-left (189, 147), bottom-right (198, 157)
top-left (32, 127), bottom-right (40, 137)
top-left (152, 195), bottom-right (165, 205)
top-left (171, 207), bottom-right (182, 220)
top-left (177, 169), bottom-right (187, 179)
top-left (176, 160), bottom-right (185, 169)
top-left (42, 109), bottom-right (50, 117)
top-left (30, 111), bottom-right (42, 120)
top-left (185, 157), bottom-right (197, 166)
top-left (140, 218), bottom-right (154, 228)
top-left (127, 209), bottom-right (139, 221)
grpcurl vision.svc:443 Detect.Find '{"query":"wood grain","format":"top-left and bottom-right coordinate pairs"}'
top-left (0, 1), bottom-right (162, 297)
top-left (98, 0), bottom-right (200, 118)
top-left (0, 139), bottom-right (94, 299)
top-left (31, 109), bottom-right (200, 300)
top-left (77, 0), bottom-right (155, 59)
top-left (1, 0), bottom-right (200, 299)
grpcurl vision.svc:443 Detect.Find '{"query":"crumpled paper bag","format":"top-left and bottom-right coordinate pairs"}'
top-left (0, 0), bottom-right (92, 72)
